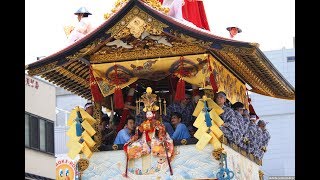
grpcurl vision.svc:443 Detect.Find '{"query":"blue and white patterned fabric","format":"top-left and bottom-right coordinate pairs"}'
top-left (256, 129), bottom-right (271, 159)
top-left (233, 111), bottom-right (250, 145)
top-left (253, 127), bottom-right (263, 157)
top-left (242, 121), bottom-right (260, 154)
top-left (219, 106), bottom-right (241, 144)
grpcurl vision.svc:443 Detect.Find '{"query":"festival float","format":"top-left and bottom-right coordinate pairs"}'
top-left (25, 0), bottom-right (295, 179)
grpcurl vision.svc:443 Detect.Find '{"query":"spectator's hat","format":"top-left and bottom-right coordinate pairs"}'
top-left (216, 91), bottom-right (226, 98)
top-left (226, 27), bottom-right (242, 33)
top-left (75, 7), bottom-right (92, 15)
top-left (84, 101), bottom-right (93, 110)
top-left (249, 114), bottom-right (257, 121)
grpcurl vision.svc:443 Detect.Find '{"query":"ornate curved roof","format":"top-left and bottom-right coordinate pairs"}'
top-left (25, 0), bottom-right (295, 100)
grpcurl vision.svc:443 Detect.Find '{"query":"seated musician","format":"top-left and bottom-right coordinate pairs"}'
top-left (113, 117), bottom-right (135, 144)
top-left (100, 114), bottom-right (117, 145)
top-left (84, 101), bottom-right (94, 116)
top-left (170, 112), bottom-right (191, 140)
top-left (162, 93), bottom-right (195, 133)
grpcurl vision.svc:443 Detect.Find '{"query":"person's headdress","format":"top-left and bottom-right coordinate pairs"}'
top-left (258, 120), bottom-right (267, 126)
top-left (140, 87), bottom-right (159, 112)
top-left (74, 7), bottom-right (92, 15)
top-left (249, 114), bottom-right (257, 121)
top-left (84, 101), bottom-right (93, 110)
top-left (226, 26), bottom-right (242, 38)
top-left (216, 91), bottom-right (226, 98)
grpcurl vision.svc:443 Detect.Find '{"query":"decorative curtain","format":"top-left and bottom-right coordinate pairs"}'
top-left (91, 54), bottom-right (247, 105)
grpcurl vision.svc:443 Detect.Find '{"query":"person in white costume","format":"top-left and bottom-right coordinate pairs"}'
top-left (67, 7), bottom-right (93, 44)
top-left (162, 0), bottom-right (183, 20)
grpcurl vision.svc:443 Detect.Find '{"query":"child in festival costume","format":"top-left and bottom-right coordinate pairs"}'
top-left (123, 87), bottom-right (174, 176)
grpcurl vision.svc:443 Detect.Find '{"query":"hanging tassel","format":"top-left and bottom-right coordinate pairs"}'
top-left (168, 75), bottom-right (179, 95)
top-left (76, 121), bottom-right (82, 137)
top-left (114, 87), bottom-right (124, 109)
top-left (89, 67), bottom-right (103, 103)
top-left (246, 90), bottom-right (260, 119)
top-left (116, 84), bottom-right (136, 132)
top-left (113, 64), bottom-right (125, 109)
top-left (209, 73), bottom-right (218, 93)
top-left (174, 56), bottom-right (186, 101)
top-left (248, 102), bottom-right (259, 119)
top-left (204, 102), bottom-right (212, 127)
top-left (174, 78), bottom-right (185, 101)
top-left (207, 55), bottom-right (219, 93)
top-left (75, 111), bottom-right (83, 137)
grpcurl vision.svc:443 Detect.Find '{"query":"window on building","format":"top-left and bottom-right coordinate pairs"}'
top-left (287, 56), bottom-right (295, 62)
top-left (25, 112), bottom-right (55, 155)
top-left (46, 121), bottom-right (55, 154)
top-left (39, 119), bottom-right (46, 151)
top-left (25, 114), bottom-right (30, 146)
top-left (30, 115), bottom-right (39, 149)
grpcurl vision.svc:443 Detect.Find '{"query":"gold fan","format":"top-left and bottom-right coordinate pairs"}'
top-left (64, 25), bottom-right (75, 37)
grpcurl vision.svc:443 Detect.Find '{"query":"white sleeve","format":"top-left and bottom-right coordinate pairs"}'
top-left (164, 0), bottom-right (183, 20)
top-left (75, 21), bottom-right (88, 34)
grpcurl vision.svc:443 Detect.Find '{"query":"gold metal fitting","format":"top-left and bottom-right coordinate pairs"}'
top-left (180, 139), bottom-right (187, 145)
top-left (112, 144), bottom-right (118, 150)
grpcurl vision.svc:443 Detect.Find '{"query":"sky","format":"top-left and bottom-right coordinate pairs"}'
top-left (25, 0), bottom-right (295, 65)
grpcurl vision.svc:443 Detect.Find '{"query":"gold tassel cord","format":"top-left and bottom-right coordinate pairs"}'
top-left (159, 98), bottom-right (162, 116)
top-left (163, 99), bottom-right (166, 115)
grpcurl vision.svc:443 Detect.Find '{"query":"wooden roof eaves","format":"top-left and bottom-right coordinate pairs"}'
top-left (210, 48), bottom-right (295, 100)
top-left (39, 67), bottom-right (90, 97)
top-left (255, 48), bottom-right (295, 92)
top-left (250, 88), bottom-right (294, 100)
top-left (208, 49), bottom-right (247, 85)
top-left (55, 68), bottom-right (89, 88)
top-left (63, 59), bottom-right (90, 80)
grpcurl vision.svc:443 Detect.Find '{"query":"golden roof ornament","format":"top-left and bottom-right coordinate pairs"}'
top-left (141, 0), bottom-right (170, 14)
top-left (140, 87), bottom-right (159, 112)
top-left (104, 0), bottom-right (129, 20)
top-left (104, 0), bottom-right (169, 20)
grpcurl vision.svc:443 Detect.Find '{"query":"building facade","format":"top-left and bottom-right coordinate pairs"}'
top-left (25, 74), bottom-right (56, 179)
top-left (250, 47), bottom-right (295, 178)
